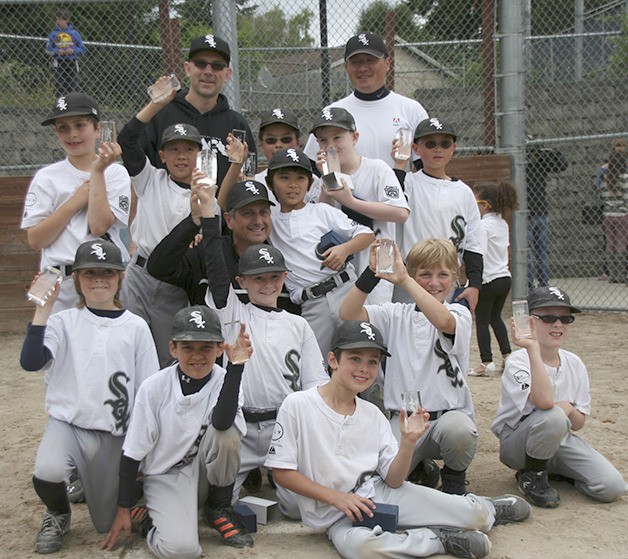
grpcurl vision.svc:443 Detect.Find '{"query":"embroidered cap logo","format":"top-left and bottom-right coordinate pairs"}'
top-left (358, 33), bottom-right (369, 45)
top-left (286, 149), bottom-right (300, 162)
top-left (204, 35), bottom-right (217, 48)
top-left (272, 108), bottom-right (284, 119)
top-left (245, 181), bottom-right (259, 194)
top-left (322, 108), bottom-right (333, 121)
top-left (57, 97), bottom-right (68, 111)
top-left (90, 243), bottom-right (106, 260)
top-left (174, 124), bottom-right (187, 136)
top-left (548, 287), bottom-right (565, 300)
top-left (189, 310), bottom-right (206, 329)
top-left (258, 247), bottom-right (274, 265)
top-left (429, 118), bottom-right (443, 130)
top-left (360, 322), bottom-right (376, 341)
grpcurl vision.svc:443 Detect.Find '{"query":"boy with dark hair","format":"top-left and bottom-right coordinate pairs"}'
top-left (492, 286), bottom-right (626, 507)
top-left (266, 320), bottom-right (531, 559)
top-left (101, 306), bottom-right (254, 556)
top-left (22, 92), bottom-right (131, 313)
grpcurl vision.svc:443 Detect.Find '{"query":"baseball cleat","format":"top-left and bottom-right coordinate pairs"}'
top-left (204, 506), bottom-right (254, 548)
top-left (489, 494), bottom-right (532, 524)
top-left (432, 528), bottom-right (491, 558)
top-left (36, 510), bottom-right (70, 554)
top-left (408, 459), bottom-right (440, 488)
top-left (516, 469), bottom-right (560, 508)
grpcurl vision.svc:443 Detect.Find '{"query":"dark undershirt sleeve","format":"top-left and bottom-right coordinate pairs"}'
top-left (211, 363), bottom-right (244, 431)
top-left (20, 324), bottom-right (53, 371)
top-left (463, 250), bottom-right (483, 289)
top-left (117, 454), bottom-right (142, 508)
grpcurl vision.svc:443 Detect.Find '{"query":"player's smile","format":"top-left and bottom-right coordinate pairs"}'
top-left (334, 349), bottom-right (381, 392)
top-left (532, 307), bottom-right (571, 348)
top-left (76, 268), bottom-right (121, 309)
top-left (413, 266), bottom-right (454, 303)
top-left (54, 116), bottom-right (98, 157)
top-left (271, 170), bottom-right (310, 212)
top-left (170, 341), bottom-right (222, 379)
top-left (160, 140), bottom-right (199, 183)
top-left (238, 272), bottom-right (286, 307)
top-left (226, 201), bottom-right (271, 248)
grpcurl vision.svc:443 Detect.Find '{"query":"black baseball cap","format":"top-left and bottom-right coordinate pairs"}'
top-left (188, 34), bottom-right (230, 63)
top-left (238, 244), bottom-right (289, 276)
top-left (171, 305), bottom-right (224, 342)
top-left (311, 107), bottom-right (357, 135)
top-left (331, 320), bottom-right (391, 356)
top-left (527, 287), bottom-right (581, 314)
top-left (267, 148), bottom-right (312, 175)
top-left (344, 32), bottom-right (388, 61)
top-left (160, 123), bottom-right (203, 148)
top-left (41, 92), bottom-right (100, 126)
top-left (259, 108), bottom-right (300, 135)
top-left (73, 240), bottom-right (125, 271)
top-left (226, 180), bottom-right (275, 212)
top-left (414, 118), bottom-right (457, 142)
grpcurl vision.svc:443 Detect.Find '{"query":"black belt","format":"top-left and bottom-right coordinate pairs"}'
top-left (243, 409), bottom-right (277, 422)
top-left (135, 255), bottom-right (147, 268)
top-left (52, 265), bottom-right (73, 276)
top-left (393, 409), bottom-right (451, 421)
top-left (302, 270), bottom-right (351, 302)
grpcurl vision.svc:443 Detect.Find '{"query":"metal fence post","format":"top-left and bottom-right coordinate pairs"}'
top-left (213, 0), bottom-right (241, 112)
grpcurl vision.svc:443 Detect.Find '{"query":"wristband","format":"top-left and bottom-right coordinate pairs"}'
top-left (355, 266), bottom-right (380, 294)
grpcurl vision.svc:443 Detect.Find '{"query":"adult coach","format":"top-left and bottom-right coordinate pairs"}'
top-left (304, 31), bottom-right (428, 169)
top-left (140, 34), bottom-right (256, 186)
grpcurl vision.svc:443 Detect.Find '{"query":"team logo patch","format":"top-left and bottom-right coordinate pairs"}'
top-left (549, 287), bottom-right (565, 300)
top-left (384, 185), bottom-right (400, 198)
top-left (204, 34), bottom-right (217, 48)
top-left (358, 33), bottom-right (369, 46)
top-left (189, 310), bottom-right (206, 329)
top-left (25, 192), bottom-right (36, 207)
top-left (513, 370), bottom-right (531, 391)
top-left (286, 148), bottom-right (300, 162)
top-left (91, 243), bottom-right (107, 260)
top-left (321, 107), bottom-right (333, 121)
top-left (245, 181), bottom-right (259, 195)
top-left (272, 108), bottom-right (284, 119)
top-left (258, 247), bottom-right (274, 264)
top-left (119, 194), bottom-right (129, 214)
top-left (429, 117), bottom-right (443, 130)
top-left (56, 97), bottom-right (68, 111)
top-left (271, 422), bottom-right (284, 441)
top-left (360, 322), bottom-right (376, 341)
top-left (174, 124), bottom-right (187, 136)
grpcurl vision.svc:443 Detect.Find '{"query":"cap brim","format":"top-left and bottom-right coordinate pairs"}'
top-left (530, 301), bottom-right (581, 313)
top-left (188, 49), bottom-right (230, 63)
top-left (72, 262), bottom-right (125, 271)
top-left (310, 123), bottom-right (354, 135)
top-left (171, 333), bottom-right (224, 342)
top-left (260, 118), bottom-right (299, 131)
top-left (41, 110), bottom-right (99, 126)
top-left (346, 49), bottom-right (386, 60)
top-left (230, 196), bottom-right (274, 211)
top-left (414, 131), bottom-right (457, 142)
top-left (268, 162), bottom-right (312, 174)
top-left (239, 265), bottom-right (289, 276)
top-left (335, 341), bottom-right (391, 357)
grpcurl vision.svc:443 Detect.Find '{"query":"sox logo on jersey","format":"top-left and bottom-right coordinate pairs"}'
top-left (103, 371), bottom-right (131, 433)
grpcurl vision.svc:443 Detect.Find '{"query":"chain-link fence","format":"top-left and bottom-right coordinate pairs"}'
top-left (1, 0), bottom-right (626, 310)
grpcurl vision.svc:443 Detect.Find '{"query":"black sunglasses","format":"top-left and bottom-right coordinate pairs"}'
top-left (531, 314), bottom-right (575, 324)
top-left (420, 139), bottom-right (454, 149)
top-left (191, 59), bottom-right (228, 72)
top-left (262, 136), bottom-right (296, 145)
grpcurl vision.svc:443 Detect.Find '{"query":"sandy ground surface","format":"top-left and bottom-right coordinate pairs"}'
top-left (1, 311), bottom-right (627, 559)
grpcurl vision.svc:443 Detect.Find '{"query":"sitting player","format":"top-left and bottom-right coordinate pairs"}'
top-left (340, 239), bottom-right (477, 494)
top-left (101, 306), bottom-right (254, 557)
top-left (265, 320), bottom-right (531, 559)
top-left (20, 240), bottom-right (158, 554)
top-left (492, 286), bottom-right (627, 507)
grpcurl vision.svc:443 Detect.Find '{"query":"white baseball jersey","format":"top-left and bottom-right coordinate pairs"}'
top-left (41, 307), bottom-right (159, 435)
top-left (129, 158), bottom-right (192, 258)
top-left (480, 212), bottom-right (511, 284)
top-left (365, 301), bottom-right (474, 416)
top-left (328, 156), bottom-right (409, 302)
top-left (491, 349), bottom-right (591, 437)
top-left (21, 158), bottom-right (131, 268)
top-left (206, 287), bottom-right (328, 409)
top-left (304, 91), bottom-right (428, 169)
top-left (400, 170), bottom-right (483, 261)
top-left (255, 168), bottom-right (322, 205)
top-left (268, 202), bottom-right (373, 303)
top-left (123, 363), bottom-right (246, 476)
top-left (265, 387), bottom-right (398, 530)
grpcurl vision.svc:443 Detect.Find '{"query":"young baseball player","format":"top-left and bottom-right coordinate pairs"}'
top-left (340, 239), bottom-right (477, 495)
top-left (199, 178), bottom-right (327, 500)
top-left (312, 107), bottom-right (410, 304)
top-left (469, 181), bottom-right (518, 376)
top-left (492, 286), bottom-right (627, 507)
top-left (21, 92), bottom-right (131, 314)
top-left (101, 305), bottom-right (254, 557)
top-left (393, 117), bottom-right (483, 311)
top-left (263, 148), bottom-right (374, 355)
top-left (118, 77), bottom-right (208, 366)
top-left (253, 107), bottom-right (322, 204)
top-left (265, 320), bottom-right (531, 559)
top-left (20, 240), bottom-right (158, 555)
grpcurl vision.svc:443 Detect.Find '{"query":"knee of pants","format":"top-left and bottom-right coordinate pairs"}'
top-left (529, 407), bottom-right (570, 445)
top-left (437, 412), bottom-right (478, 452)
top-left (33, 462), bottom-right (70, 484)
top-left (579, 473), bottom-right (627, 503)
top-left (148, 531), bottom-right (201, 559)
top-left (210, 425), bottom-right (242, 455)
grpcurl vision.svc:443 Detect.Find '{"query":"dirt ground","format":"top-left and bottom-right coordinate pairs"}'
top-left (1, 311), bottom-right (626, 559)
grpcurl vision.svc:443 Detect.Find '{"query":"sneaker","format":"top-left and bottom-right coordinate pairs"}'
top-left (468, 362), bottom-right (495, 377)
top-left (203, 507), bottom-right (254, 548)
top-left (36, 511), bottom-right (71, 554)
top-left (489, 494), bottom-right (532, 524)
top-left (440, 468), bottom-right (468, 495)
top-left (516, 470), bottom-right (560, 508)
top-left (242, 467), bottom-right (262, 493)
top-left (130, 505), bottom-right (153, 537)
top-left (408, 459), bottom-right (440, 488)
top-left (432, 528), bottom-right (491, 559)
top-left (66, 472), bottom-right (85, 504)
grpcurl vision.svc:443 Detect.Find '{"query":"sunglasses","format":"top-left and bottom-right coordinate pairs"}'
top-left (531, 314), bottom-right (575, 324)
top-left (191, 59), bottom-right (228, 72)
top-left (262, 136), bottom-right (296, 145)
top-left (420, 139), bottom-right (454, 149)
